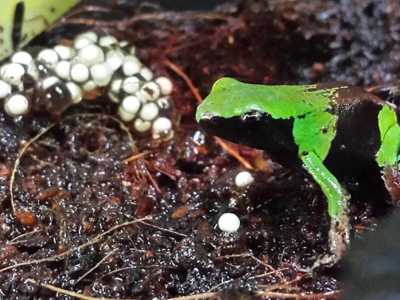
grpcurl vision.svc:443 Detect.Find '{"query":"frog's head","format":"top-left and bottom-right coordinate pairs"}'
top-left (196, 77), bottom-right (299, 164)
top-left (196, 77), bottom-right (260, 122)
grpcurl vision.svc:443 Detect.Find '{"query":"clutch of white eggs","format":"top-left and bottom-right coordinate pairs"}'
top-left (0, 31), bottom-right (175, 138)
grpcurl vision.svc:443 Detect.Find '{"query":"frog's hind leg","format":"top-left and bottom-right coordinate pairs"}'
top-left (301, 152), bottom-right (351, 269)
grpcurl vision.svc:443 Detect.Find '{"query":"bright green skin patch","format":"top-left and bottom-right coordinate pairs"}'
top-left (377, 105), bottom-right (400, 167)
top-left (197, 78), bottom-right (400, 220)
top-left (196, 78), bottom-right (347, 218)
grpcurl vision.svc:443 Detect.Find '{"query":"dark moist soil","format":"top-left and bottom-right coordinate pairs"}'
top-left (1, 0), bottom-right (400, 299)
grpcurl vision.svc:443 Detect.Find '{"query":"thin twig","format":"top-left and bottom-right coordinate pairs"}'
top-left (27, 279), bottom-right (139, 300)
top-left (10, 123), bottom-right (56, 213)
top-left (0, 217), bottom-right (151, 274)
top-left (74, 250), bottom-right (116, 285)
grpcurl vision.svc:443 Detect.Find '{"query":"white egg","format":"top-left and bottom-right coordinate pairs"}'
top-left (79, 31), bottom-right (98, 43)
top-left (140, 102), bottom-right (159, 121)
top-left (155, 77), bottom-right (173, 95)
top-left (37, 49), bottom-right (59, 69)
top-left (140, 82), bottom-right (160, 101)
top-left (42, 76), bottom-right (60, 90)
top-left (119, 40), bottom-right (129, 48)
top-left (108, 79), bottom-right (122, 103)
top-left (152, 117), bottom-right (172, 133)
top-left (106, 49), bottom-right (125, 71)
top-left (1, 63), bottom-right (25, 86)
top-left (25, 61), bottom-right (39, 81)
top-left (133, 118), bottom-right (151, 132)
top-left (11, 51), bottom-right (33, 65)
top-left (129, 46), bottom-right (136, 55)
top-left (122, 56), bottom-right (142, 76)
top-left (83, 80), bottom-right (96, 92)
top-left (0, 80), bottom-right (11, 98)
top-left (99, 35), bottom-right (118, 47)
top-left (78, 44), bottom-right (104, 65)
top-left (74, 32), bottom-right (98, 49)
top-left (74, 36), bottom-right (93, 50)
top-left (5, 94), bottom-right (29, 116)
top-left (70, 63), bottom-right (89, 83)
top-left (55, 61), bottom-right (71, 80)
top-left (122, 76), bottom-right (140, 94)
top-left (66, 82), bottom-right (82, 104)
top-left (121, 95), bottom-right (141, 115)
top-left (235, 171), bottom-right (254, 187)
top-left (118, 106), bottom-right (136, 122)
top-left (54, 45), bottom-right (74, 60)
top-left (218, 213), bottom-right (240, 233)
top-left (140, 67), bottom-right (153, 81)
top-left (90, 63), bottom-right (112, 86)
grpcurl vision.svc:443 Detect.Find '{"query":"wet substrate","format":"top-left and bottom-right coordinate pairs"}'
top-left (1, 0), bottom-right (400, 299)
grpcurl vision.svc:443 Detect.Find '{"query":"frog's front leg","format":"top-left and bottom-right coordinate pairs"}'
top-left (301, 152), bottom-right (351, 268)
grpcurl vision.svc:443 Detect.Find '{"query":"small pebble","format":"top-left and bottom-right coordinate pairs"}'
top-left (218, 213), bottom-right (240, 233)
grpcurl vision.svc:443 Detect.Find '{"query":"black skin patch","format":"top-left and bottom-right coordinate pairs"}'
top-left (322, 126), bottom-right (328, 133)
top-left (0, 26), bottom-right (3, 33)
top-left (50, 7), bottom-right (56, 13)
top-left (199, 112), bottom-right (299, 167)
top-left (12, 1), bottom-right (25, 51)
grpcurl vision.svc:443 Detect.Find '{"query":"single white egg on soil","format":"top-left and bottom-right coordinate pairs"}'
top-left (218, 213), bottom-right (240, 233)
top-left (235, 171), bottom-right (254, 187)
